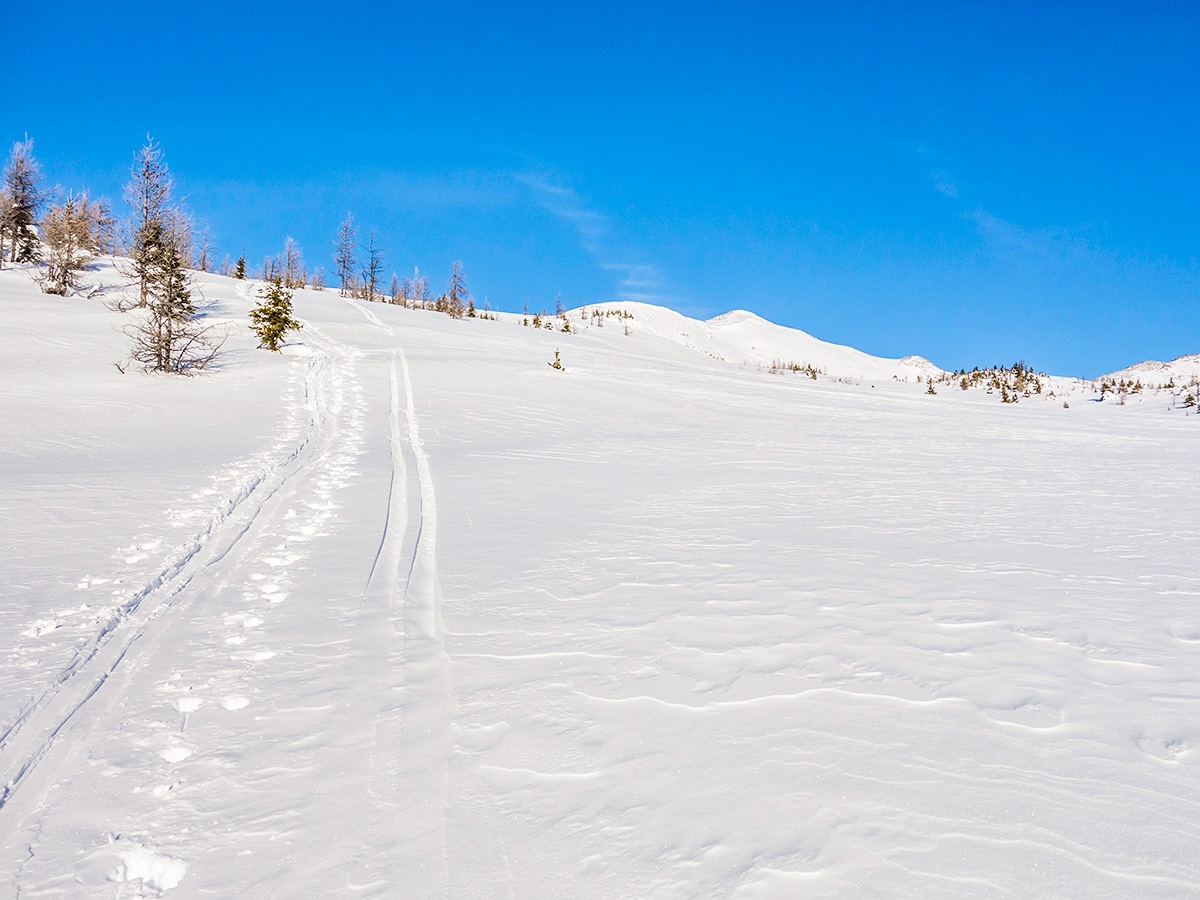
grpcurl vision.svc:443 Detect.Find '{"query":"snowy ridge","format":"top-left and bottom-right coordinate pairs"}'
top-left (1103, 352), bottom-right (1200, 385)
top-left (585, 301), bottom-right (944, 379)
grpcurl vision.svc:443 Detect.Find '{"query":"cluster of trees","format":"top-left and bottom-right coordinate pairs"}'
top-left (1098, 377), bottom-right (1144, 397)
top-left (3, 134), bottom-right (488, 373)
top-left (1, 135), bottom-right (225, 372)
top-left (332, 213), bottom-right (486, 319)
top-left (924, 361), bottom-right (1050, 403)
top-left (767, 360), bottom-right (821, 379)
top-left (254, 236), bottom-right (324, 290)
top-left (1, 138), bottom-right (118, 295)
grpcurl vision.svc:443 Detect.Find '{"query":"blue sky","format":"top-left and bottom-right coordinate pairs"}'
top-left (8, 1), bottom-right (1198, 376)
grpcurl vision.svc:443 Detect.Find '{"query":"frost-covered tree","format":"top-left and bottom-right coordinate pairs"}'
top-left (1, 137), bottom-right (46, 265)
top-left (249, 277), bottom-right (302, 351)
top-left (334, 213), bottom-right (356, 297)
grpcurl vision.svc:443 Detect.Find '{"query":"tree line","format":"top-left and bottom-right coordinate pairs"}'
top-left (0, 134), bottom-right (494, 371)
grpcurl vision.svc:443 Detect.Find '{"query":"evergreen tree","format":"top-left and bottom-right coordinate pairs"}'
top-left (1, 137), bottom-right (46, 264)
top-left (249, 277), bottom-right (302, 351)
top-left (125, 220), bottom-right (221, 373)
top-left (124, 137), bottom-right (186, 307)
top-left (235, 254), bottom-right (246, 279)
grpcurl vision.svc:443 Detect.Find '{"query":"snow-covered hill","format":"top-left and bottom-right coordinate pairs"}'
top-left (1104, 352), bottom-right (1200, 386)
top-left (588, 300), bottom-right (943, 380)
top-left (2, 260), bottom-right (1199, 897)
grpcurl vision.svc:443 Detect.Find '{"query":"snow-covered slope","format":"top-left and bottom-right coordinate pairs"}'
top-left (588, 300), bottom-right (943, 379)
top-left (2, 261), bottom-right (1199, 897)
top-left (1104, 352), bottom-right (1200, 385)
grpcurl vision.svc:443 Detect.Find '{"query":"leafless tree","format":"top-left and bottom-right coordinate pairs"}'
top-left (310, 266), bottom-right (326, 291)
top-left (334, 213), bottom-right (356, 296)
top-left (39, 193), bottom-right (103, 295)
top-left (87, 197), bottom-right (119, 255)
top-left (195, 228), bottom-right (216, 272)
top-left (445, 260), bottom-right (469, 318)
top-left (361, 229), bottom-right (385, 301)
top-left (402, 266), bottom-right (431, 308)
top-left (280, 236), bottom-right (306, 288)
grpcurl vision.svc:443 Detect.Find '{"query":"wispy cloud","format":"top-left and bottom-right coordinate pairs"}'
top-left (515, 173), bottom-right (673, 304)
top-left (965, 208), bottom-right (1093, 267)
top-left (932, 170), bottom-right (958, 198)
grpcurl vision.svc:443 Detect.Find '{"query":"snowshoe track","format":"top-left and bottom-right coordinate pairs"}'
top-left (0, 338), bottom-right (342, 818)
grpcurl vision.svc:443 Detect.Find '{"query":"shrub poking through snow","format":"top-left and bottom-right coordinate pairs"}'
top-left (549, 349), bottom-right (564, 371)
top-left (250, 277), bottom-right (302, 352)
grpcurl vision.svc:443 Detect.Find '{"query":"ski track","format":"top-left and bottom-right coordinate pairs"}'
top-left (7, 269), bottom-right (1197, 895)
top-left (1, 297), bottom-right (459, 895)
top-left (0, 318), bottom-right (368, 891)
top-left (347, 297), bottom-right (456, 896)
top-left (0, 347), bottom-right (326, 804)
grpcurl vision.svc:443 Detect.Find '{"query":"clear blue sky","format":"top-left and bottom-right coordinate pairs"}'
top-left (7, 1), bottom-right (1198, 376)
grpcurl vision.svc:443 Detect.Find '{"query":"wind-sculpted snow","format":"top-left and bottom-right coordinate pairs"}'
top-left (1, 261), bottom-right (1198, 896)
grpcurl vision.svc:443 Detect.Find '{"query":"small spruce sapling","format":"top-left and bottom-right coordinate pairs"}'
top-left (548, 349), bottom-right (564, 371)
top-left (249, 277), bottom-right (302, 351)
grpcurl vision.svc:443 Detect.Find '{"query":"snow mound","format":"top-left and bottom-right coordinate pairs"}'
top-left (112, 845), bottom-right (187, 892)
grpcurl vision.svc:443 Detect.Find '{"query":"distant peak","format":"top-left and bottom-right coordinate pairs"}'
top-left (706, 310), bottom-right (764, 327)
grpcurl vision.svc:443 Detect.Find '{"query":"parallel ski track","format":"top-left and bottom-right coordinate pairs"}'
top-left (0, 333), bottom-right (343, 815)
top-left (345, 299), bottom-right (452, 893)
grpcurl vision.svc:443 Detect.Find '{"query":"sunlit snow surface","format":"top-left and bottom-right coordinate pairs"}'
top-left (1, 261), bottom-right (1198, 897)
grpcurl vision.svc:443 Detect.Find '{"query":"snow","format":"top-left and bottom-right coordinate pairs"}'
top-left (1, 260), bottom-right (1199, 896)
top-left (1104, 353), bottom-right (1200, 386)
top-left (587, 301), bottom-right (944, 379)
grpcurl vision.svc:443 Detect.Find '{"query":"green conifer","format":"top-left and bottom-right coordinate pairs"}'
top-left (249, 277), bottom-right (302, 352)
